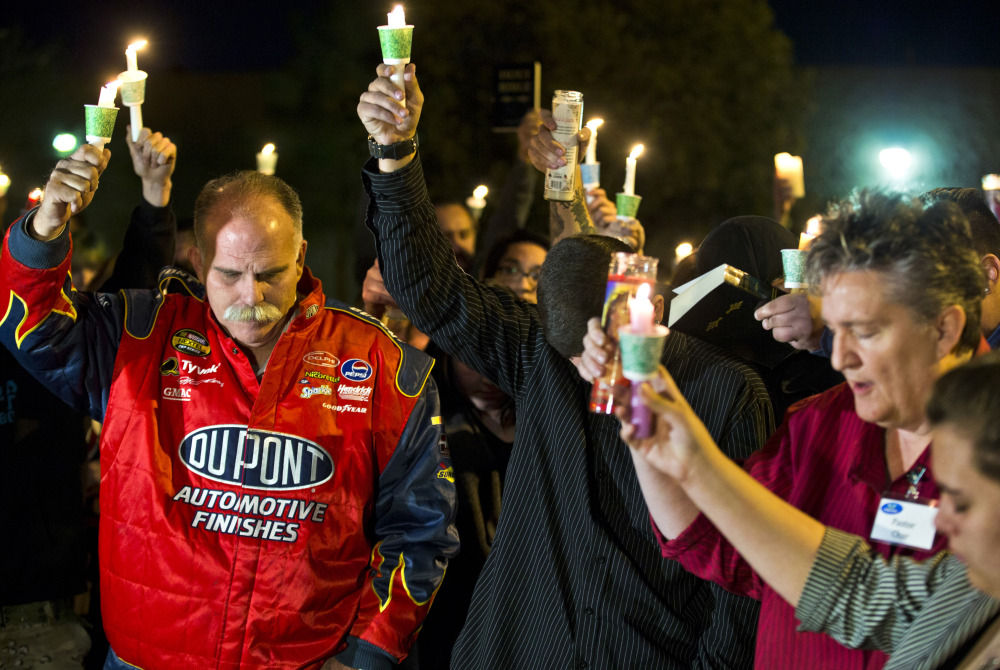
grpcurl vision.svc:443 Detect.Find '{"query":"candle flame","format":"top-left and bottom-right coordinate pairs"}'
top-left (127, 40), bottom-right (147, 52)
top-left (105, 79), bottom-right (122, 92)
top-left (388, 5), bottom-right (406, 27)
top-left (675, 242), bottom-right (694, 259)
top-left (629, 144), bottom-right (644, 160)
top-left (585, 119), bottom-right (604, 131)
top-left (0, 175), bottom-right (10, 187)
top-left (29, 188), bottom-right (44, 201)
top-left (636, 282), bottom-right (651, 301)
top-left (805, 215), bottom-right (823, 236)
top-left (261, 143), bottom-right (276, 156)
top-left (473, 185), bottom-right (488, 200)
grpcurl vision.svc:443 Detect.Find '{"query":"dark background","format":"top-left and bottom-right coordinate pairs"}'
top-left (2, 0), bottom-right (998, 299)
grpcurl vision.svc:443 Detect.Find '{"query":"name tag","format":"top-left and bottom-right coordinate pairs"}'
top-left (870, 497), bottom-right (938, 550)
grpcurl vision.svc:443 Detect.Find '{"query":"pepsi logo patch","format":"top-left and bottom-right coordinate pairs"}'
top-left (171, 329), bottom-right (211, 357)
top-left (179, 425), bottom-right (334, 490)
top-left (341, 358), bottom-right (372, 382)
top-left (304, 351), bottom-right (339, 368)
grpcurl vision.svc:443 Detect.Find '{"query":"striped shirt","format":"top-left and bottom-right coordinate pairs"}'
top-left (797, 528), bottom-right (1000, 670)
top-left (658, 383), bottom-right (948, 669)
top-left (364, 156), bottom-right (774, 669)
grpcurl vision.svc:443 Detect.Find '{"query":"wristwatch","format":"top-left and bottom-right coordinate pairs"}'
top-left (368, 134), bottom-right (419, 160)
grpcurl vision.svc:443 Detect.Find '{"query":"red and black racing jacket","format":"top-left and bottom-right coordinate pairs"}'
top-left (0, 212), bottom-right (458, 670)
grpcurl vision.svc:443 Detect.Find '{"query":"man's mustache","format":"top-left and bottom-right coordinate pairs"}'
top-left (223, 302), bottom-right (283, 323)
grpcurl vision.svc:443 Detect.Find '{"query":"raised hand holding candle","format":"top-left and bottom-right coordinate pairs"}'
top-left (256, 143), bottom-right (278, 175)
top-left (774, 152), bottom-right (805, 198)
top-left (378, 5), bottom-right (414, 104)
top-left (798, 215), bottom-right (822, 250)
top-left (619, 281), bottom-right (668, 438)
top-left (86, 80), bottom-right (121, 149)
top-left (623, 144), bottom-right (643, 196)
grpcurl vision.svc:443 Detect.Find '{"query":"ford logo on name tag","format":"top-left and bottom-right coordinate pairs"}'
top-left (179, 425), bottom-right (334, 490)
top-left (880, 502), bottom-right (903, 514)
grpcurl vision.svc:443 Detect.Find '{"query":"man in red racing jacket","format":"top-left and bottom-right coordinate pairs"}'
top-left (0, 145), bottom-right (458, 670)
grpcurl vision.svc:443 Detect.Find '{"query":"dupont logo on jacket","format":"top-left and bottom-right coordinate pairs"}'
top-left (179, 425), bottom-right (334, 490)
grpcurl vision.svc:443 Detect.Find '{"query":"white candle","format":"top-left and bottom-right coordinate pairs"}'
top-left (256, 143), bottom-right (278, 175)
top-left (388, 5), bottom-right (406, 27)
top-left (798, 215), bottom-right (822, 250)
top-left (629, 282), bottom-right (655, 334)
top-left (126, 40), bottom-right (147, 73)
top-left (623, 144), bottom-right (644, 196)
top-left (584, 119), bottom-right (603, 165)
top-left (98, 81), bottom-right (120, 108)
top-left (774, 152), bottom-right (805, 198)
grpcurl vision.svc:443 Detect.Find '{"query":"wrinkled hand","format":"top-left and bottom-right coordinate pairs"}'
top-left (575, 317), bottom-right (615, 382)
top-left (358, 63), bottom-right (423, 147)
top-left (33, 144), bottom-right (109, 240)
top-left (526, 108), bottom-right (591, 174)
top-left (320, 658), bottom-right (354, 670)
top-left (755, 291), bottom-right (824, 350)
top-left (126, 126), bottom-right (176, 207)
top-left (516, 108), bottom-right (542, 163)
top-left (618, 366), bottom-right (719, 483)
top-left (361, 260), bottom-right (398, 318)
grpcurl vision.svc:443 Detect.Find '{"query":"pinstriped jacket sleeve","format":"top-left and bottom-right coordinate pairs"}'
top-left (362, 156), bottom-right (537, 401)
top-left (795, 527), bottom-right (998, 665)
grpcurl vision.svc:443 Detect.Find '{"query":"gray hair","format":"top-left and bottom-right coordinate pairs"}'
top-left (806, 189), bottom-right (984, 354)
top-left (192, 170), bottom-right (303, 252)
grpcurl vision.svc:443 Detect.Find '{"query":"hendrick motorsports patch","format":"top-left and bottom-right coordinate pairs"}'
top-left (172, 328), bottom-right (211, 357)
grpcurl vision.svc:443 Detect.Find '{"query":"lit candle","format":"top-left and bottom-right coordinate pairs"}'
top-left (26, 187), bottom-right (44, 210)
top-left (629, 282), bottom-right (655, 334)
top-left (126, 40), bottom-right (147, 73)
top-left (983, 174), bottom-right (1000, 191)
top-left (584, 119), bottom-right (603, 165)
top-left (256, 143), bottom-right (278, 175)
top-left (674, 242), bottom-right (693, 266)
top-left (774, 152), bottom-right (805, 198)
top-left (466, 184), bottom-right (488, 222)
top-left (623, 144), bottom-right (644, 196)
top-left (98, 80), bottom-right (120, 108)
top-left (0, 173), bottom-right (10, 198)
top-left (798, 215), bottom-right (822, 250)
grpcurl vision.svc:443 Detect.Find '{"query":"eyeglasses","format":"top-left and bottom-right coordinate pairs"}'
top-left (496, 264), bottom-right (541, 282)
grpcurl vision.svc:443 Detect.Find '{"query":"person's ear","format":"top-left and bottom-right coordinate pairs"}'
top-left (934, 304), bottom-right (966, 359)
top-left (653, 293), bottom-right (665, 325)
top-left (190, 245), bottom-right (204, 282)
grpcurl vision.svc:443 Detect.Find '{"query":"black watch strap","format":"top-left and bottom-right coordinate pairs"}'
top-left (368, 134), bottom-right (419, 160)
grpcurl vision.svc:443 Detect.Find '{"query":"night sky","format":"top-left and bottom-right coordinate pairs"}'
top-left (5, 0), bottom-right (1000, 72)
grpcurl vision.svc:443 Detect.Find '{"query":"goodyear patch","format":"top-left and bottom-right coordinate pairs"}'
top-left (161, 357), bottom-right (179, 375)
top-left (172, 328), bottom-right (211, 357)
